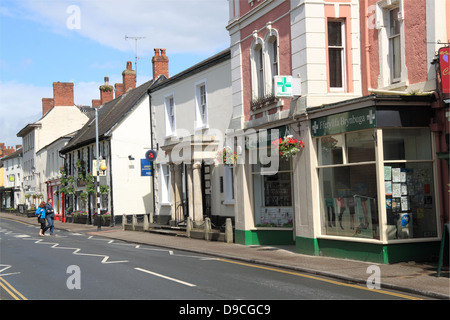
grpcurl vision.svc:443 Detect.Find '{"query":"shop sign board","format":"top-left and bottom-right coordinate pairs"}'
top-left (439, 47), bottom-right (450, 93)
top-left (311, 107), bottom-right (376, 137)
top-left (140, 159), bottom-right (152, 176)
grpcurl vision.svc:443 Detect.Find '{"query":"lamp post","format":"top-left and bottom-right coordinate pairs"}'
top-left (94, 107), bottom-right (101, 231)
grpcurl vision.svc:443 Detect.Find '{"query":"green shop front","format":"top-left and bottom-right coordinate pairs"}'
top-left (234, 125), bottom-right (299, 246)
top-left (298, 95), bottom-right (442, 263)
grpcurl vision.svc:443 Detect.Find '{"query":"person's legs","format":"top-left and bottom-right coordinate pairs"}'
top-left (46, 215), bottom-right (54, 235)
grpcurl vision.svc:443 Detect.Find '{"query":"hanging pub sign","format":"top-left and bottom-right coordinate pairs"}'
top-left (311, 107), bottom-right (376, 137)
top-left (439, 47), bottom-right (450, 93)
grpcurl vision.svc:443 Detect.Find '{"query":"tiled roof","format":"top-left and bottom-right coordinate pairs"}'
top-left (61, 77), bottom-right (163, 154)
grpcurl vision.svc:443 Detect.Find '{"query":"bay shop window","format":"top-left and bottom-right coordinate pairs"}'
top-left (314, 110), bottom-right (439, 242)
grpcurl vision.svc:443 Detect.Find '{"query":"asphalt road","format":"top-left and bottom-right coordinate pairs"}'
top-left (1, 218), bottom-right (424, 305)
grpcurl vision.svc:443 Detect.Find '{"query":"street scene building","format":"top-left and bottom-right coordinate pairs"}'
top-left (3, 0), bottom-right (449, 265)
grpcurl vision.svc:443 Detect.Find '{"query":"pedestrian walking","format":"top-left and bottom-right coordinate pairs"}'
top-left (36, 201), bottom-right (47, 236)
top-left (45, 198), bottom-right (55, 235)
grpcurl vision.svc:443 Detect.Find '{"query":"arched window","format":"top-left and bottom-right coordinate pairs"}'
top-left (264, 29), bottom-right (279, 95)
top-left (251, 37), bottom-right (264, 100)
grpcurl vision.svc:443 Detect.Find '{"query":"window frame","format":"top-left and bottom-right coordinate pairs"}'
top-left (164, 94), bottom-right (175, 137)
top-left (195, 80), bottom-right (208, 130)
top-left (327, 19), bottom-right (346, 91)
top-left (388, 7), bottom-right (401, 83)
top-left (160, 164), bottom-right (171, 204)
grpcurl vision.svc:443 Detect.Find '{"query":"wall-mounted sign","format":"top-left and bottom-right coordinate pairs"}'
top-left (92, 159), bottom-right (107, 176)
top-left (145, 149), bottom-right (157, 162)
top-left (141, 159), bottom-right (152, 176)
top-left (439, 47), bottom-right (450, 93)
top-left (274, 76), bottom-right (301, 98)
top-left (311, 107), bottom-right (376, 137)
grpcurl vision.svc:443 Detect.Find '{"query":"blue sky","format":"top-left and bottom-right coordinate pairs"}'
top-left (0, 0), bottom-right (230, 146)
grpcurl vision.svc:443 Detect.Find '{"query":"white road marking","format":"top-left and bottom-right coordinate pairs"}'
top-left (134, 267), bottom-right (196, 287)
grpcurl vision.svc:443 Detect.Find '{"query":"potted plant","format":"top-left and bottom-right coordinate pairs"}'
top-left (73, 211), bottom-right (88, 224)
top-left (94, 212), bottom-right (111, 226)
top-left (216, 147), bottom-right (237, 165)
top-left (272, 135), bottom-right (305, 160)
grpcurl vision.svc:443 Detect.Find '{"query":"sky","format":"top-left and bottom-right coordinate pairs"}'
top-left (0, 0), bottom-right (230, 147)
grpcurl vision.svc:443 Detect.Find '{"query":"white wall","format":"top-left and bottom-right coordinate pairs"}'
top-left (110, 95), bottom-right (154, 216)
top-left (151, 57), bottom-right (234, 219)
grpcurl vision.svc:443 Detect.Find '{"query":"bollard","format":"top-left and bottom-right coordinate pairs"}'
top-left (205, 218), bottom-right (212, 241)
top-left (187, 218), bottom-right (192, 238)
top-left (132, 214), bottom-right (137, 231)
top-left (225, 218), bottom-right (233, 243)
top-left (143, 214), bottom-right (149, 231)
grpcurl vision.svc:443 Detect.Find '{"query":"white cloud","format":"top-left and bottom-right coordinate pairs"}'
top-left (14, 0), bottom-right (230, 55)
top-left (0, 81), bottom-right (51, 145)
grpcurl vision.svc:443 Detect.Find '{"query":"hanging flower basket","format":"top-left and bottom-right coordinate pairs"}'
top-left (216, 147), bottom-right (237, 165)
top-left (272, 135), bottom-right (305, 160)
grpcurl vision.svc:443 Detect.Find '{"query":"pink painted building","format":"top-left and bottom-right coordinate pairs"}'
top-left (227, 0), bottom-right (449, 263)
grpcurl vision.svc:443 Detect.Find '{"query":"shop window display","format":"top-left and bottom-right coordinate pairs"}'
top-left (252, 152), bottom-right (293, 228)
top-left (317, 127), bottom-right (438, 241)
top-left (319, 165), bottom-right (379, 238)
top-left (317, 130), bottom-right (379, 239)
top-left (383, 128), bottom-right (436, 239)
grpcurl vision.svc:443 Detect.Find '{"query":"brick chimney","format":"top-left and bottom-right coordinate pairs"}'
top-left (114, 61), bottom-right (136, 98)
top-left (114, 83), bottom-right (124, 98)
top-left (41, 82), bottom-right (74, 115)
top-left (122, 61), bottom-right (136, 93)
top-left (152, 48), bottom-right (169, 79)
top-left (53, 82), bottom-right (74, 106)
top-left (42, 98), bottom-right (54, 115)
top-left (99, 77), bottom-right (114, 104)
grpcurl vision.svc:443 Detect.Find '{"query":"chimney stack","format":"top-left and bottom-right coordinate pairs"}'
top-left (99, 76), bottom-right (114, 104)
top-left (122, 61), bottom-right (136, 93)
top-left (53, 82), bottom-right (74, 106)
top-left (42, 82), bottom-right (74, 115)
top-left (42, 98), bottom-right (54, 115)
top-left (152, 48), bottom-right (169, 79)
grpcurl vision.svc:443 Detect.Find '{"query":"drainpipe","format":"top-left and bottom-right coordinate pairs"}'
top-left (364, 0), bottom-right (371, 96)
top-left (147, 90), bottom-right (156, 223)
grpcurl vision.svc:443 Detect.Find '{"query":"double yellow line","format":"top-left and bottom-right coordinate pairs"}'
top-left (0, 276), bottom-right (27, 300)
top-left (218, 259), bottom-right (423, 300)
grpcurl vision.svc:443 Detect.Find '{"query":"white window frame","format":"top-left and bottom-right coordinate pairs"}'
top-left (250, 36), bottom-right (265, 101)
top-left (264, 29), bottom-right (279, 95)
top-left (376, 0), bottom-right (407, 88)
top-left (160, 164), bottom-right (171, 204)
top-left (327, 19), bottom-right (346, 91)
top-left (224, 165), bottom-right (235, 204)
top-left (195, 80), bottom-right (208, 130)
top-left (388, 7), bottom-right (401, 83)
top-left (164, 94), bottom-right (175, 137)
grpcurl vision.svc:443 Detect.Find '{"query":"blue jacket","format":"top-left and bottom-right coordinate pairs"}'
top-left (36, 207), bottom-right (46, 219)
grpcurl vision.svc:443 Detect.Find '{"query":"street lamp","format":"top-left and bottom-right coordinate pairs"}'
top-left (89, 106), bottom-right (108, 231)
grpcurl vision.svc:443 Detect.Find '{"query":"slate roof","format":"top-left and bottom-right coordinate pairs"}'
top-left (61, 76), bottom-right (164, 154)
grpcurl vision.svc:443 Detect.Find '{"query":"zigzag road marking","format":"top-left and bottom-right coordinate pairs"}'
top-left (87, 235), bottom-right (217, 261)
top-left (0, 264), bottom-right (20, 277)
top-left (21, 237), bottom-right (128, 264)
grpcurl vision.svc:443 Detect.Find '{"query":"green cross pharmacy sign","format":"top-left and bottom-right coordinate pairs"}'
top-left (274, 76), bottom-right (301, 97)
top-left (311, 107), bottom-right (376, 137)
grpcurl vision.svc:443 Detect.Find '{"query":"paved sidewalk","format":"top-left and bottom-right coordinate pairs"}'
top-left (1, 212), bottom-right (449, 299)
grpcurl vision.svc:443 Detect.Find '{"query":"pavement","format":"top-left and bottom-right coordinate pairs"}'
top-left (1, 211), bottom-right (449, 300)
